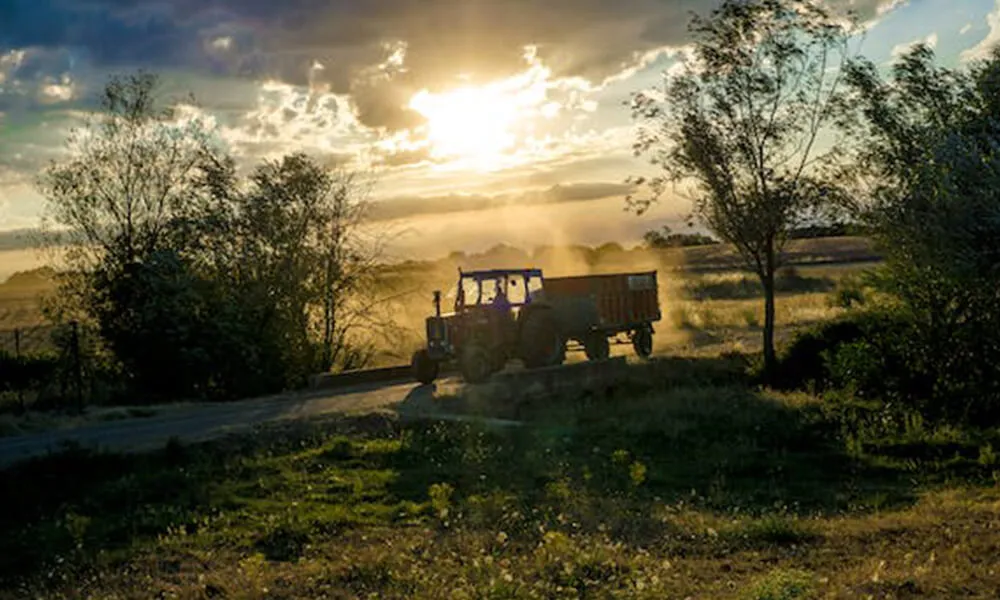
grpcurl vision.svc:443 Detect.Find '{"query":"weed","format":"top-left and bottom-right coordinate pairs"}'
top-left (742, 568), bottom-right (815, 600)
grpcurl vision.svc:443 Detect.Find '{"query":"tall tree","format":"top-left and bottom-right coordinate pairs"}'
top-left (837, 44), bottom-right (1000, 420)
top-left (628, 0), bottom-right (856, 376)
top-left (35, 72), bottom-right (227, 399)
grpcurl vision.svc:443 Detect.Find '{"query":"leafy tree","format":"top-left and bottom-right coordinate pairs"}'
top-left (36, 72), bottom-right (226, 399)
top-left (231, 153), bottom-right (392, 376)
top-left (628, 0), bottom-right (856, 376)
top-left (36, 71), bottom-right (394, 402)
top-left (837, 44), bottom-right (1000, 420)
top-left (39, 72), bottom-right (221, 273)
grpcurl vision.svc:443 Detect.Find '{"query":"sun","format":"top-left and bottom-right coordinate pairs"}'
top-left (409, 85), bottom-right (521, 169)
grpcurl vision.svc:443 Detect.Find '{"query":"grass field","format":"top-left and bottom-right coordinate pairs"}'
top-left (3, 357), bottom-right (1000, 598)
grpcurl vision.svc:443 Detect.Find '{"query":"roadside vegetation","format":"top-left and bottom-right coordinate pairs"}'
top-left (5, 356), bottom-right (1000, 599)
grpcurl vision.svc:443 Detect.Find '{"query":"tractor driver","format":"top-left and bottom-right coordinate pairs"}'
top-left (491, 279), bottom-right (512, 312)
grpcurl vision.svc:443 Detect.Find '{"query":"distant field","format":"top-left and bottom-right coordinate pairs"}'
top-left (0, 249), bottom-right (47, 284)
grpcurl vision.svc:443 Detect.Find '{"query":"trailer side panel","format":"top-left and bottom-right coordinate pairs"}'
top-left (543, 271), bottom-right (660, 332)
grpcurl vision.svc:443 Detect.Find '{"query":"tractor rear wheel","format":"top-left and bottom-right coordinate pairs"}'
top-left (520, 310), bottom-right (565, 369)
top-left (584, 333), bottom-right (610, 361)
top-left (459, 344), bottom-right (494, 384)
top-left (411, 349), bottom-right (439, 384)
top-left (632, 326), bottom-right (653, 359)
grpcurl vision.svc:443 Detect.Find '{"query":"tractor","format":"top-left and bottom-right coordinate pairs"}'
top-left (411, 268), bottom-right (661, 384)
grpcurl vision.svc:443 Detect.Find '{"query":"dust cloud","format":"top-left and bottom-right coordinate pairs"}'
top-left (377, 201), bottom-right (695, 362)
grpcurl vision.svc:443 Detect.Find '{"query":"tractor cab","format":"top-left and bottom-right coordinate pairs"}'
top-left (452, 268), bottom-right (545, 313)
top-left (415, 268), bottom-right (559, 384)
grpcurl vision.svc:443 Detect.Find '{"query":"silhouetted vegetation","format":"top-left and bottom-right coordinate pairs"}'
top-left (6, 0), bottom-right (1000, 597)
top-left (31, 72), bottom-right (398, 404)
top-left (641, 225), bottom-right (719, 248)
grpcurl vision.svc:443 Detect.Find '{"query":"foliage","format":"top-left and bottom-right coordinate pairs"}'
top-left (35, 72), bottom-right (393, 402)
top-left (0, 351), bottom-right (58, 400)
top-left (629, 0), bottom-right (857, 376)
top-left (742, 568), bottom-right (815, 600)
top-left (826, 273), bottom-right (868, 309)
top-left (838, 44), bottom-right (1000, 422)
top-left (642, 225), bottom-right (718, 248)
top-left (769, 310), bottom-right (905, 393)
top-left (787, 222), bottom-right (853, 239)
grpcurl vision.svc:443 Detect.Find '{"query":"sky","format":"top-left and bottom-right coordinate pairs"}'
top-left (1, 0), bottom-right (999, 260)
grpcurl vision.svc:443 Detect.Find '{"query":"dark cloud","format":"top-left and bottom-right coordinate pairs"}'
top-left (1, 0), bottom-right (899, 130)
top-left (369, 181), bottom-right (633, 221)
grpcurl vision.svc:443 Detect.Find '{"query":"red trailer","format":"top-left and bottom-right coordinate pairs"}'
top-left (542, 271), bottom-right (661, 360)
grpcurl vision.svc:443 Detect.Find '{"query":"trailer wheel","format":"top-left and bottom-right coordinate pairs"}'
top-left (584, 333), bottom-right (610, 361)
top-left (520, 310), bottom-right (565, 368)
top-left (632, 327), bottom-right (653, 359)
top-left (459, 344), bottom-right (494, 383)
top-left (411, 349), bottom-right (440, 384)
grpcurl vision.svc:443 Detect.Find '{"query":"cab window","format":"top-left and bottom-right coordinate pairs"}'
top-left (507, 275), bottom-right (527, 304)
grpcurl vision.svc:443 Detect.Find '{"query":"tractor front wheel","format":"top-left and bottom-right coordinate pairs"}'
top-left (411, 349), bottom-right (440, 384)
top-left (459, 344), bottom-right (494, 384)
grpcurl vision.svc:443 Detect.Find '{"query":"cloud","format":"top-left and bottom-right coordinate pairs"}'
top-left (891, 32), bottom-right (939, 59)
top-left (369, 181), bottom-right (633, 221)
top-left (0, 0), bottom-right (903, 132)
top-left (961, 23), bottom-right (974, 35)
top-left (962, 0), bottom-right (1000, 62)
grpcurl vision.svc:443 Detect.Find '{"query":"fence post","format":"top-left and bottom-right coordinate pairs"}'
top-left (70, 321), bottom-right (84, 413)
top-left (14, 328), bottom-right (24, 413)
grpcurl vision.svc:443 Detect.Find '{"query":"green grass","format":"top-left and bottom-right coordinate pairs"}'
top-left (3, 356), bottom-right (1000, 598)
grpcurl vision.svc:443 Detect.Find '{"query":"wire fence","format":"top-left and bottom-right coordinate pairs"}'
top-left (0, 324), bottom-right (59, 356)
top-left (0, 320), bottom-right (90, 414)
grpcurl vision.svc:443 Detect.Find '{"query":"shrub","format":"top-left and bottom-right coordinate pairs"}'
top-left (0, 351), bottom-right (59, 394)
top-left (827, 274), bottom-right (867, 309)
top-left (770, 310), bottom-right (911, 392)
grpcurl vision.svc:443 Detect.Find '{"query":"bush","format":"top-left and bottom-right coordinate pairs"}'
top-left (773, 305), bottom-right (1000, 424)
top-left (770, 310), bottom-right (908, 394)
top-left (827, 274), bottom-right (867, 309)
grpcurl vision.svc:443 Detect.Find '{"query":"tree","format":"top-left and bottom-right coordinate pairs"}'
top-left (37, 72), bottom-right (227, 400)
top-left (196, 152), bottom-right (396, 379)
top-left (37, 71), bottom-right (396, 401)
top-left (837, 44), bottom-right (1000, 420)
top-left (642, 225), bottom-right (719, 248)
top-left (39, 72), bottom-right (221, 273)
top-left (628, 0), bottom-right (855, 376)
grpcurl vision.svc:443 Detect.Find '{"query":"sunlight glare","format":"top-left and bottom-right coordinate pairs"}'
top-left (409, 86), bottom-right (520, 169)
top-left (408, 52), bottom-right (555, 171)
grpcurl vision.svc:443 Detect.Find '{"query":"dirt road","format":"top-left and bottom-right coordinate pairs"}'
top-left (0, 377), bottom-right (462, 469)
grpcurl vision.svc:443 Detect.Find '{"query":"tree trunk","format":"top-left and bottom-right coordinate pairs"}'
top-left (322, 254), bottom-right (334, 372)
top-left (762, 244), bottom-right (777, 383)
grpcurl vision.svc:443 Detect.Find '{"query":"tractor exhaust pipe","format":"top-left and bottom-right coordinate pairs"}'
top-left (433, 290), bottom-right (442, 317)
